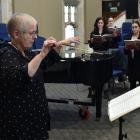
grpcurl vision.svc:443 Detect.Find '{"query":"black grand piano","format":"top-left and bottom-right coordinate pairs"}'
top-left (43, 50), bottom-right (113, 119)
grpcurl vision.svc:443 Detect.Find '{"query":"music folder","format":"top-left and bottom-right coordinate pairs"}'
top-left (124, 39), bottom-right (140, 49)
top-left (92, 34), bottom-right (112, 43)
top-left (108, 86), bottom-right (140, 122)
top-left (108, 27), bottom-right (121, 34)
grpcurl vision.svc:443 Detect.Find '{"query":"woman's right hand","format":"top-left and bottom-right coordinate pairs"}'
top-left (40, 37), bottom-right (57, 58)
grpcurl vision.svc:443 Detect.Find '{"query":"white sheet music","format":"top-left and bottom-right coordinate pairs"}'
top-left (108, 86), bottom-right (140, 121)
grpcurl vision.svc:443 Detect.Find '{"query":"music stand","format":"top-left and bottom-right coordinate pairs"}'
top-left (108, 86), bottom-right (140, 140)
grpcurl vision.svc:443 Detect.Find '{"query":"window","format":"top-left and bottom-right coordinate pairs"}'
top-left (64, 6), bottom-right (76, 39)
top-left (63, 0), bottom-right (79, 52)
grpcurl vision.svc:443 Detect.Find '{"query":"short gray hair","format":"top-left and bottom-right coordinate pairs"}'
top-left (7, 13), bottom-right (37, 36)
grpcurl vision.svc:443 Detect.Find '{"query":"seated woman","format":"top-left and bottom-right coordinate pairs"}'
top-left (124, 21), bottom-right (140, 89)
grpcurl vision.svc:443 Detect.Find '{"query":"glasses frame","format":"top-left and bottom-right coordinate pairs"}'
top-left (22, 30), bottom-right (38, 37)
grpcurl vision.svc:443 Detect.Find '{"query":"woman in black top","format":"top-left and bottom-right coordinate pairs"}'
top-left (89, 17), bottom-right (110, 51)
top-left (0, 13), bottom-right (79, 139)
top-left (124, 21), bottom-right (140, 89)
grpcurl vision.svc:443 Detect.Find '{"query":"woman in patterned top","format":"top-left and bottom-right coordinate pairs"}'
top-left (0, 13), bottom-right (79, 139)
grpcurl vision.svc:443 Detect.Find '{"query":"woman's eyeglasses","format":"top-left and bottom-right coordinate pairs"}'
top-left (17, 29), bottom-right (38, 37)
top-left (23, 30), bottom-right (38, 37)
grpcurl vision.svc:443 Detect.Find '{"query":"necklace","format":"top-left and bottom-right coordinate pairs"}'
top-left (9, 42), bottom-right (26, 57)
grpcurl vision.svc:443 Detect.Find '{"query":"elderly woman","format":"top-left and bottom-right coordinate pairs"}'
top-left (0, 13), bottom-right (79, 139)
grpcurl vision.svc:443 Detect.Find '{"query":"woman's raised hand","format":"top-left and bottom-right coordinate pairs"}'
top-left (56, 36), bottom-right (80, 47)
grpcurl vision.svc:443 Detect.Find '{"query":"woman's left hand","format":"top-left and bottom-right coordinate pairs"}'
top-left (56, 36), bottom-right (80, 47)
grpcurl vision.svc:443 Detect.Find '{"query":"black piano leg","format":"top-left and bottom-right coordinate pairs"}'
top-left (88, 86), bottom-right (96, 106)
top-left (95, 85), bottom-right (103, 121)
top-left (88, 87), bottom-right (93, 98)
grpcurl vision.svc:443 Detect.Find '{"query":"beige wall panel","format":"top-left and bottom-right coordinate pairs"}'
top-left (84, 0), bottom-right (102, 42)
top-left (13, 0), bottom-right (102, 42)
top-left (14, 0), bottom-right (63, 40)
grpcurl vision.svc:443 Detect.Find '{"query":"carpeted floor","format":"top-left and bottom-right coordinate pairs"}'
top-left (45, 82), bottom-right (140, 140)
